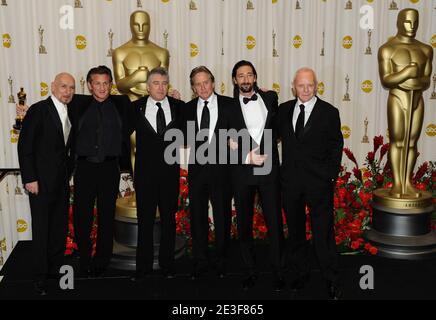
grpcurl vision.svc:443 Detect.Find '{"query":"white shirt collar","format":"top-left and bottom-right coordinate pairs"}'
top-left (199, 93), bottom-right (216, 107)
top-left (148, 96), bottom-right (168, 107)
top-left (297, 96), bottom-right (317, 113)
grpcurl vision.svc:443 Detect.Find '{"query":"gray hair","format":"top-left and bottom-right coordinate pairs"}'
top-left (292, 67), bottom-right (318, 85)
top-left (147, 67), bottom-right (170, 84)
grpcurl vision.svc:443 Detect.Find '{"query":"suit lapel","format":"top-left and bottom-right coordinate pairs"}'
top-left (258, 91), bottom-right (271, 130)
top-left (288, 100), bottom-right (297, 137)
top-left (47, 97), bottom-right (64, 141)
top-left (303, 97), bottom-right (321, 136)
top-left (139, 96), bottom-right (160, 135)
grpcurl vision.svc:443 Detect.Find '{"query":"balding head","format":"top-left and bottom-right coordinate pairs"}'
top-left (51, 73), bottom-right (75, 104)
top-left (292, 67), bottom-right (318, 103)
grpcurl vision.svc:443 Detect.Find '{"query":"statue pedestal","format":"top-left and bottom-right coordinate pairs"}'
top-left (110, 196), bottom-right (186, 271)
top-left (366, 189), bottom-right (436, 260)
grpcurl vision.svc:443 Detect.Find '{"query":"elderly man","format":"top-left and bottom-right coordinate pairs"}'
top-left (18, 72), bottom-right (76, 295)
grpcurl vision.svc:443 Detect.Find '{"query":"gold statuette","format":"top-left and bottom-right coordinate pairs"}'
top-left (361, 118), bottom-right (369, 143)
top-left (343, 74), bottom-right (350, 101)
top-left (1, 0), bottom-right (7, 6)
top-left (38, 25), bottom-right (47, 54)
top-left (8, 76), bottom-right (15, 103)
top-left (74, 0), bottom-right (83, 8)
top-left (378, 9), bottom-right (433, 200)
top-left (107, 29), bottom-right (114, 57)
top-left (14, 172), bottom-right (22, 195)
top-left (112, 11), bottom-right (170, 102)
top-left (247, 0), bottom-right (254, 10)
top-left (13, 87), bottom-right (26, 131)
top-left (345, 0), bottom-right (352, 10)
top-left (431, 74), bottom-right (436, 99)
top-left (365, 29), bottom-right (372, 55)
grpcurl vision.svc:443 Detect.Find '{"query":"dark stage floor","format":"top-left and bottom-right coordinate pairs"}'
top-left (1, 241), bottom-right (436, 300)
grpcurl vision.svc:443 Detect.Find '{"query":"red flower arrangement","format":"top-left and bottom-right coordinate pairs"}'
top-left (66, 137), bottom-right (435, 256)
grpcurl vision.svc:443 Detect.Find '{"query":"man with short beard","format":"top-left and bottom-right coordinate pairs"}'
top-left (229, 60), bottom-right (285, 292)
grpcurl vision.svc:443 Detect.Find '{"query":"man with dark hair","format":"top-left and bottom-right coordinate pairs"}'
top-left (184, 66), bottom-right (234, 279)
top-left (129, 67), bottom-right (184, 281)
top-left (229, 60), bottom-right (285, 292)
top-left (69, 65), bottom-right (134, 277)
top-left (18, 73), bottom-right (75, 295)
top-left (278, 67), bottom-right (343, 299)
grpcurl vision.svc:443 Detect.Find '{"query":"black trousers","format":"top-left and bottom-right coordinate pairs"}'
top-left (73, 159), bottom-right (120, 271)
top-left (189, 169), bottom-right (232, 268)
top-left (282, 180), bottom-right (339, 283)
top-left (234, 181), bottom-right (284, 276)
top-left (29, 182), bottom-right (69, 281)
top-left (135, 175), bottom-right (179, 273)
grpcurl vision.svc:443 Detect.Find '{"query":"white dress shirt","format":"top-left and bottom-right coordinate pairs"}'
top-left (239, 93), bottom-right (268, 145)
top-left (51, 95), bottom-right (71, 145)
top-left (197, 93), bottom-right (218, 143)
top-left (292, 96), bottom-right (317, 131)
top-left (145, 96), bottom-right (172, 133)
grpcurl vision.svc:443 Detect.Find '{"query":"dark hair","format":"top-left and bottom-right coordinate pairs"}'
top-left (86, 65), bottom-right (113, 83)
top-left (231, 60), bottom-right (259, 98)
top-left (147, 67), bottom-right (169, 84)
top-left (189, 66), bottom-right (215, 86)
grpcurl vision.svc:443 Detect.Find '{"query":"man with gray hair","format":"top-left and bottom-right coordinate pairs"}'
top-left (130, 67), bottom-right (185, 281)
top-left (277, 67), bottom-right (344, 299)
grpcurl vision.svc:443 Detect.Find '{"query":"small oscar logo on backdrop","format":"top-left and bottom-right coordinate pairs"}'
top-left (345, 0), bottom-right (352, 10)
top-left (343, 74), bottom-right (351, 101)
top-left (389, 0), bottom-right (398, 10)
top-left (247, 0), bottom-right (254, 10)
top-left (341, 125), bottom-right (351, 139)
top-left (2, 33), bottom-right (11, 48)
top-left (189, 0), bottom-right (197, 10)
top-left (38, 25), bottom-right (47, 54)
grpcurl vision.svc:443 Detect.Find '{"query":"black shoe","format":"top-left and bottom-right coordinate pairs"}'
top-left (33, 280), bottom-right (47, 296)
top-left (326, 281), bottom-right (342, 300)
top-left (290, 273), bottom-right (309, 291)
top-left (190, 264), bottom-right (208, 280)
top-left (273, 275), bottom-right (286, 292)
top-left (161, 268), bottom-right (175, 279)
top-left (130, 270), bottom-right (152, 282)
top-left (91, 267), bottom-right (106, 278)
top-left (241, 274), bottom-right (257, 291)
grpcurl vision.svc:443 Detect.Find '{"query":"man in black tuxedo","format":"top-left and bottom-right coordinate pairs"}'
top-left (129, 67), bottom-right (184, 281)
top-left (277, 68), bottom-right (344, 299)
top-left (184, 66), bottom-right (234, 279)
top-left (18, 73), bottom-right (76, 295)
top-left (229, 60), bottom-right (285, 292)
top-left (69, 65), bottom-right (134, 277)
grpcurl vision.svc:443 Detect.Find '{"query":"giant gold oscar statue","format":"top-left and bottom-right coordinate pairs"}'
top-left (366, 8), bottom-right (436, 259)
top-left (111, 11), bottom-right (183, 270)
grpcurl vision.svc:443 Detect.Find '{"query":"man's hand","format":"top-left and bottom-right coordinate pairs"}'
top-left (25, 181), bottom-right (39, 195)
top-left (247, 146), bottom-right (268, 166)
top-left (229, 138), bottom-right (239, 151)
top-left (169, 89), bottom-right (181, 100)
top-left (16, 104), bottom-right (29, 118)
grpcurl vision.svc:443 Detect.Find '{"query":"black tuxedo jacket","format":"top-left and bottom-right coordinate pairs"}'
top-left (18, 96), bottom-right (73, 193)
top-left (277, 97), bottom-right (343, 190)
top-left (68, 94), bottom-right (134, 172)
top-left (131, 95), bottom-right (184, 183)
top-left (229, 90), bottom-right (280, 185)
top-left (183, 94), bottom-right (235, 184)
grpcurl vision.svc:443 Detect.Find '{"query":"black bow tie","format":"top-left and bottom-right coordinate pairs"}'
top-left (243, 94), bottom-right (258, 105)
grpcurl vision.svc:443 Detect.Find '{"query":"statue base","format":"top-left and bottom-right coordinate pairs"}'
top-left (366, 189), bottom-right (436, 260)
top-left (110, 196), bottom-right (186, 271)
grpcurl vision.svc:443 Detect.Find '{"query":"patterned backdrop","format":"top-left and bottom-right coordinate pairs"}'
top-left (0, 0), bottom-right (435, 267)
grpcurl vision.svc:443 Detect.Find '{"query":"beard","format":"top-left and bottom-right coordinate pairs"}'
top-left (239, 83), bottom-right (254, 93)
